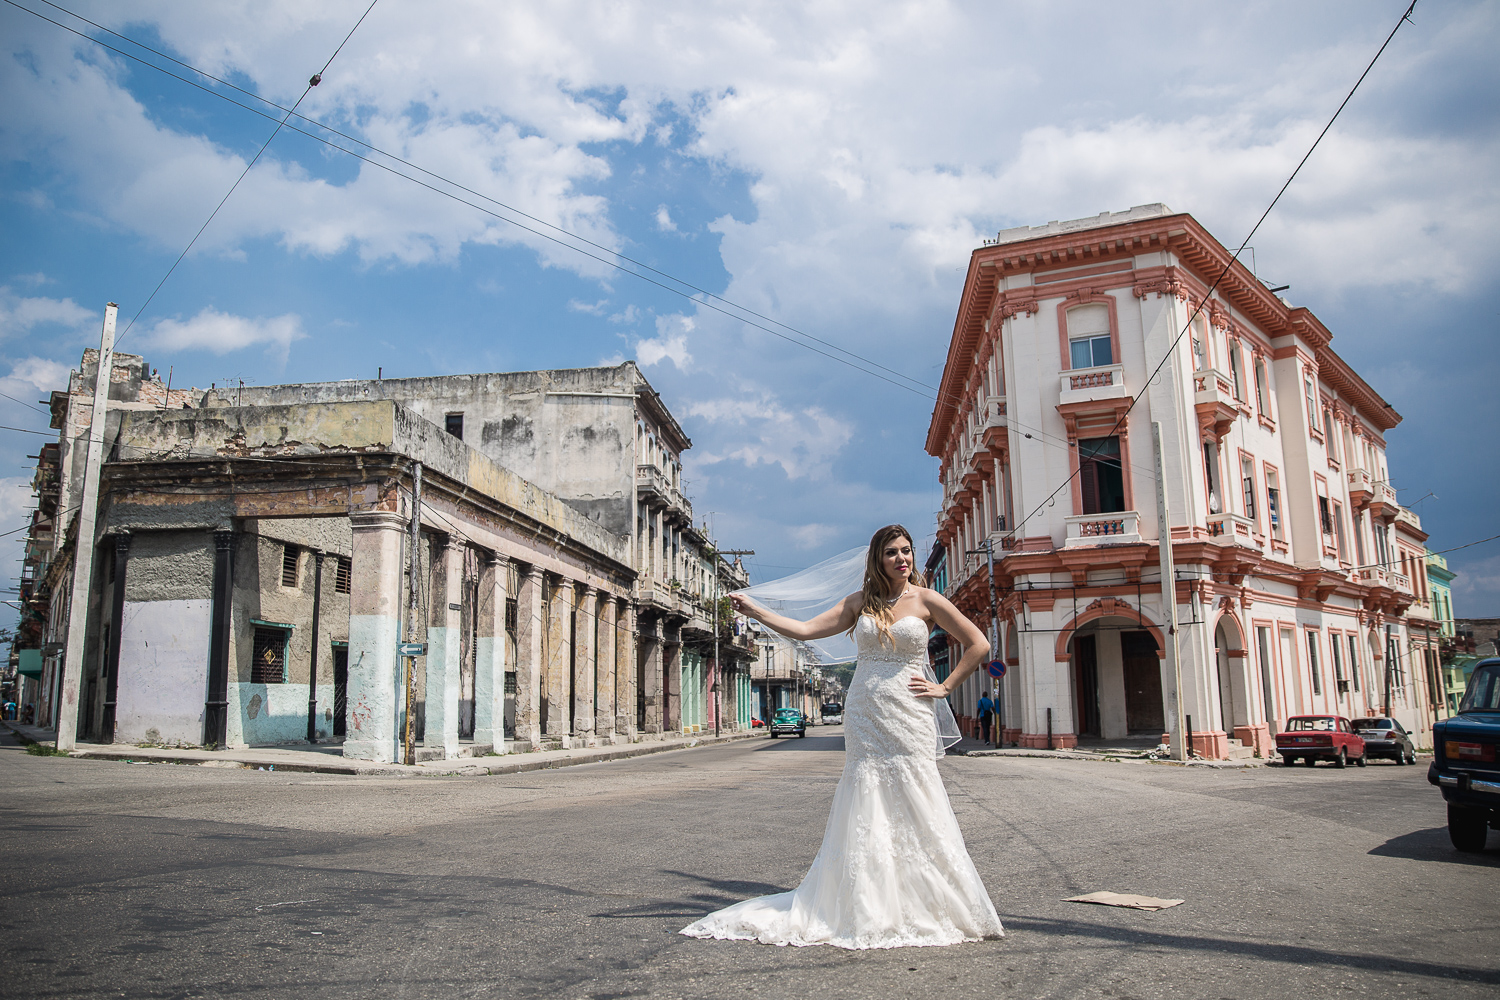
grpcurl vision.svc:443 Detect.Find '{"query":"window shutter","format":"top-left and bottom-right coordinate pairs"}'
top-left (1080, 458), bottom-right (1099, 515)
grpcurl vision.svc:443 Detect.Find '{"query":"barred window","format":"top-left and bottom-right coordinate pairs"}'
top-left (504, 671), bottom-right (517, 695)
top-left (252, 626), bottom-right (289, 684)
top-left (505, 597), bottom-right (518, 636)
top-left (335, 556), bottom-right (352, 594)
top-left (281, 545), bottom-right (299, 588)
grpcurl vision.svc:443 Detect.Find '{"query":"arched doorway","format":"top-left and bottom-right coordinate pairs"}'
top-left (1067, 617), bottom-right (1162, 740)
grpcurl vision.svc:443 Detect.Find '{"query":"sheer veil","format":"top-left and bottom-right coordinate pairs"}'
top-left (732, 546), bottom-right (962, 757)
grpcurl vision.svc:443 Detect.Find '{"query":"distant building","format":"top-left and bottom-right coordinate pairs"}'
top-left (18, 355), bottom-right (757, 759)
top-left (927, 204), bottom-right (1443, 756)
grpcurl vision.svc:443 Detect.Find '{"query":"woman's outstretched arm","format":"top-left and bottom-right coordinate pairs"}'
top-left (909, 589), bottom-right (990, 699)
top-left (729, 592), bottom-right (862, 641)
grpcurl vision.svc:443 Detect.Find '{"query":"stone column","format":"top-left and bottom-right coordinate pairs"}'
top-left (639, 614), bottom-right (663, 735)
top-left (345, 511), bottom-right (406, 762)
top-left (573, 584), bottom-right (597, 745)
top-left (514, 563), bottom-right (544, 750)
top-left (544, 574), bottom-right (572, 738)
top-left (618, 601), bottom-right (637, 739)
top-left (473, 553), bottom-right (508, 753)
top-left (423, 535), bottom-right (462, 758)
top-left (664, 619), bottom-right (683, 734)
top-left (595, 593), bottom-right (616, 742)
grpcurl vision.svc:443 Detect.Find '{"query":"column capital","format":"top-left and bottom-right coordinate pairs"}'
top-left (212, 529), bottom-right (235, 552)
top-left (112, 531), bottom-right (132, 554)
top-left (350, 510), bottom-right (408, 533)
top-left (523, 561), bottom-right (544, 581)
top-left (486, 550), bottom-right (510, 569)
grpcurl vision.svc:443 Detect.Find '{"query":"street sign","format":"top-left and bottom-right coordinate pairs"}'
top-left (986, 660), bottom-right (1006, 678)
top-left (397, 642), bottom-right (427, 657)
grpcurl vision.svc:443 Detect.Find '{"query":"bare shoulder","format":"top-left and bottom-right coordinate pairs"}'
top-left (914, 584), bottom-right (957, 616)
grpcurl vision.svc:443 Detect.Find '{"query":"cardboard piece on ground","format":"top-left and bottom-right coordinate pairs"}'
top-left (1065, 891), bottom-right (1184, 911)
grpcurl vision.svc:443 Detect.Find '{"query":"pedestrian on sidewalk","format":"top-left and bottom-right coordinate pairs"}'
top-left (977, 690), bottom-right (995, 745)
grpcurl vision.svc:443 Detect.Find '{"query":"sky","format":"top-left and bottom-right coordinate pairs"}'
top-left (0, 0), bottom-right (1496, 622)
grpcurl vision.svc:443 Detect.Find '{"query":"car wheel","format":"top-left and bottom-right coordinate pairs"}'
top-left (1448, 804), bottom-right (1490, 853)
top-left (1394, 752), bottom-right (1406, 766)
top-left (1406, 750), bottom-right (1417, 765)
top-left (799, 731), bottom-right (807, 738)
top-left (1281, 756), bottom-right (1296, 767)
top-left (768, 732), bottom-right (777, 739)
top-left (1356, 752), bottom-right (1367, 767)
top-left (1334, 748), bottom-right (1347, 769)
top-left (1302, 755), bottom-right (1316, 767)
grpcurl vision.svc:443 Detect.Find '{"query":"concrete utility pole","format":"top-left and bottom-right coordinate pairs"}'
top-left (1152, 422), bottom-right (1187, 762)
top-left (57, 304), bottom-right (117, 751)
top-left (403, 462), bottom-right (423, 765)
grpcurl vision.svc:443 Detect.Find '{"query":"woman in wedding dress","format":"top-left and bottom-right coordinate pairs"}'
top-left (681, 524), bottom-right (1004, 950)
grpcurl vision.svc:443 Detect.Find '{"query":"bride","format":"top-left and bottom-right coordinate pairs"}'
top-left (681, 524), bottom-right (1004, 949)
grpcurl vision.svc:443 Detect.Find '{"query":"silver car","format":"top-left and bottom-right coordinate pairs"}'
top-left (1352, 717), bottom-right (1417, 764)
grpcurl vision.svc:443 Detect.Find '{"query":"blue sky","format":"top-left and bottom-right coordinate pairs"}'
top-left (1, 0), bottom-right (1496, 619)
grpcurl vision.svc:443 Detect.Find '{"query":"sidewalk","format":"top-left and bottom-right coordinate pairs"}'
top-left (1, 719), bottom-right (765, 777)
top-left (948, 733), bottom-right (1267, 768)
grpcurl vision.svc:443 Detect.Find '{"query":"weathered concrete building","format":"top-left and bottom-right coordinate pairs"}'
top-left (19, 355), bottom-right (757, 760)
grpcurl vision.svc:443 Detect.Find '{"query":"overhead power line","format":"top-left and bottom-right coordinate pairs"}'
top-left (997, 0), bottom-right (1420, 548)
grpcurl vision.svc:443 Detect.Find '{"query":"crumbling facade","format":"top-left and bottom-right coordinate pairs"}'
top-left (18, 357), bottom-right (757, 760)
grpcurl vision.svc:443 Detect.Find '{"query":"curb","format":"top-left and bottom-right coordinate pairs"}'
top-left (961, 747), bottom-right (1267, 769)
top-left (21, 724), bottom-right (766, 777)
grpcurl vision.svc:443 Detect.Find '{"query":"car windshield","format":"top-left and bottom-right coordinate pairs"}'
top-left (774, 709), bottom-right (801, 720)
top-left (1459, 663), bottom-right (1500, 713)
top-left (1351, 719), bottom-right (1392, 729)
top-left (1285, 717), bottom-right (1336, 731)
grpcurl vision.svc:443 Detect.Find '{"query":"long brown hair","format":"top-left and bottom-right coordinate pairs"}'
top-left (856, 524), bottom-right (926, 645)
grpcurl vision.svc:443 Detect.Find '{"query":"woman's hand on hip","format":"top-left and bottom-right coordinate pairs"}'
top-left (909, 675), bottom-right (948, 699)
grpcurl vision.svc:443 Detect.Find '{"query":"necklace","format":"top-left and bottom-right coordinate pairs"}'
top-left (884, 586), bottom-right (910, 606)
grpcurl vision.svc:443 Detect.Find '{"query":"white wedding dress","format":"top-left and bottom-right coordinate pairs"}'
top-left (681, 615), bottom-right (1004, 949)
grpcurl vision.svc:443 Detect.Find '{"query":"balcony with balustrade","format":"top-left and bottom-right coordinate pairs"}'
top-left (1063, 510), bottom-right (1142, 548)
top-left (1058, 364), bottom-right (1127, 407)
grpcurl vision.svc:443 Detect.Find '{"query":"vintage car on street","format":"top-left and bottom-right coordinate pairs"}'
top-left (1428, 657), bottom-right (1500, 852)
top-left (768, 707), bottom-right (808, 739)
top-left (1351, 716), bottom-right (1417, 765)
top-left (1276, 715), bottom-right (1366, 768)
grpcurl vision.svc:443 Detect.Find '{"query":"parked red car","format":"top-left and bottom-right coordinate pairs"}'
top-left (1276, 715), bottom-right (1367, 768)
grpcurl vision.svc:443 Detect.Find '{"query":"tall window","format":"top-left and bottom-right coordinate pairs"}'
top-left (1353, 511), bottom-right (1367, 566)
top-left (1266, 470), bottom-right (1283, 541)
top-left (1078, 436), bottom-right (1125, 514)
top-left (1333, 501), bottom-right (1348, 562)
top-left (1067, 304), bottom-right (1112, 369)
top-left (1331, 636), bottom-right (1346, 692)
top-left (1348, 634), bottom-right (1361, 693)
top-left (1240, 456), bottom-right (1256, 523)
top-left (1228, 341), bottom-right (1244, 400)
top-left (1304, 372), bottom-right (1319, 432)
top-left (1318, 496), bottom-right (1334, 538)
top-left (252, 626), bottom-right (289, 684)
top-left (1307, 631), bottom-right (1322, 697)
top-left (1191, 315), bottom-right (1209, 371)
top-left (1203, 442), bottom-right (1222, 514)
top-left (335, 556), bottom-right (352, 594)
top-left (1254, 356), bottom-right (1268, 414)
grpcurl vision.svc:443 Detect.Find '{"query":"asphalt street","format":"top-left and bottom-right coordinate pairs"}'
top-left (0, 724), bottom-right (1494, 1000)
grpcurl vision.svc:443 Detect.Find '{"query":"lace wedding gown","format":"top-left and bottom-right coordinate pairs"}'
top-left (681, 615), bottom-right (1004, 949)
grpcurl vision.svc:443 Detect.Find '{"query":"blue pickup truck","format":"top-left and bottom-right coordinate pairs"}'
top-left (1429, 657), bottom-right (1500, 852)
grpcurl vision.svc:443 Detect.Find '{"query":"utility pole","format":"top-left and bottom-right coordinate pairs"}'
top-left (712, 546), bottom-right (754, 736)
top-left (403, 462), bottom-right (423, 765)
top-left (57, 304), bottom-right (117, 751)
top-left (1152, 422), bottom-right (1187, 762)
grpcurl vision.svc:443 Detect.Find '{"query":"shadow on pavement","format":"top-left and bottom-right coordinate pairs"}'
top-left (596, 870), bottom-right (792, 921)
top-left (1368, 827), bottom-right (1500, 867)
top-left (754, 734), bottom-right (845, 752)
top-left (1002, 915), bottom-right (1500, 985)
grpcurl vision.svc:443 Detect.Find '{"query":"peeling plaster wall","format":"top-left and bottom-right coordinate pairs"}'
top-left (198, 366), bottom-right (649, 538)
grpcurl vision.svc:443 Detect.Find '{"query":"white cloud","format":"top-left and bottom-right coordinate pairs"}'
top-left (146, 307), bottom-right (306, 363)
top-left (568, 298), bottom-right (609, 315)
top-left (687, 391), bottom-right (853, 480)
top-left (655, 204), bottom-right (678, 232)
top-left (0, 288), bottom-right (96, 339)
top-left (635, 314), bottom-right (693, 370)
top-left (789, 522), bottom-right (838, 549)
top-left (3, 357), bottom-right (70, 394)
